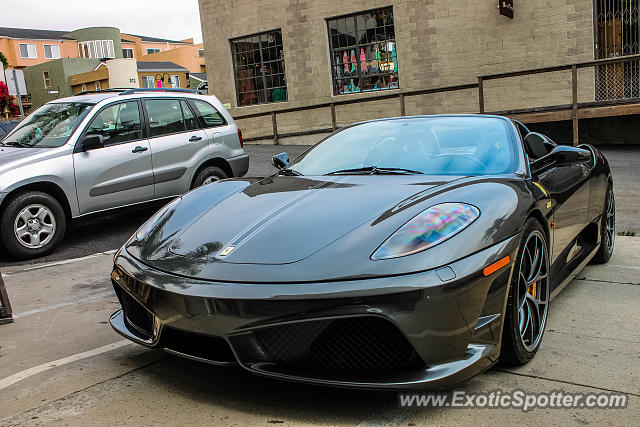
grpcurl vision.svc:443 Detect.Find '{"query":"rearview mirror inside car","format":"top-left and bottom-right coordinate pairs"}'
top-left (272, 152), bottom-right (289, 170)
top-left (82, 134), bottom-right (105, 151)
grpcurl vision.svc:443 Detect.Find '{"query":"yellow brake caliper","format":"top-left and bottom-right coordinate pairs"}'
top-left (528, 281), bottom-right (537, 298)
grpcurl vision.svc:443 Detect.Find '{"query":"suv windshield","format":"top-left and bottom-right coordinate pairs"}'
top-left (3, 102), bottom-right (93, 148)
top-left (290, 117), bottom-right (516, 176)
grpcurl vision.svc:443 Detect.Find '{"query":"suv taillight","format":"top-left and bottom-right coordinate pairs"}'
top-left (237, 128), bottom-right (243, 148)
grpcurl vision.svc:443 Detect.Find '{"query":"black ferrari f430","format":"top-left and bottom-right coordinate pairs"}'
top-left (110, 115), bottom-right (614, 390)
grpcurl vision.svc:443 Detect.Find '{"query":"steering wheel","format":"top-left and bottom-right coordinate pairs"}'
top-left (435, 154), bottom-right (488, 172)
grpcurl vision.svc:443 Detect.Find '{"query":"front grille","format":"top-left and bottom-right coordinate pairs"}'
top-left (161, 327), bottom-right (236, 363)
top-left (254, 317), bottom-right (423, 372)
top-left (113, 283), bottom-right (154, 339)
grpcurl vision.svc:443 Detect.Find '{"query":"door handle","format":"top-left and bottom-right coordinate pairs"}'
top-left (132, 146), bottom-right (148, 153)
top-left (189, 135), bottom-right (203, 142)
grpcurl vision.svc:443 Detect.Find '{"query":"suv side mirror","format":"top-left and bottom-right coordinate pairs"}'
top-left (82, 134), bottom-right (105, 151)
top-left (272, 152), bottom-right (289, 170)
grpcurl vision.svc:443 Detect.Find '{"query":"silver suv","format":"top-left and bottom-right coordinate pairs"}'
top-left (0, 88), bottom-right (248, 259)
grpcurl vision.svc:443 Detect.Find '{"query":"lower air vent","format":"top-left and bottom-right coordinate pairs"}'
top-left (254, 316), bottom-right (423, 372)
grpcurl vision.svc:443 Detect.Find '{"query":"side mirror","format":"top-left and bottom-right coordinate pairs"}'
top-left (531, 145), bottom-right (591, 174)
top-left (272, 152), bottom-right (289, 170)
top-left (554, 145), bottom-right (591, 165)
top-left (82, 134), bottom-right (104, 151)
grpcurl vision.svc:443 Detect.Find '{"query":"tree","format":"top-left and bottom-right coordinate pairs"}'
top-left (0, 52), bottom-right (8, 70)
top-left (0, 81), bottom-right (18, 117)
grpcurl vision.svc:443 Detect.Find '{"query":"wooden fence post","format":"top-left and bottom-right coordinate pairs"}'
top-left (478, 77), bottom-right (485, 114)
top-left (572, 65), bottom-right (579, 146)
top-left (271, 111), bottom-right (279, 145)
top-left (0, 272), bottom-right (13, 324)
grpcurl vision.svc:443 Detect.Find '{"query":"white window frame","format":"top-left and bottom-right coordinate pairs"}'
top-left (78, 40), bottom-right (115, 59)
top-left (81, 83), bottom-right (87, 92)
top-left (146, 48), bottom-right (161, 55)
top-left (43, 71), bottom-right (51, 89)
top-left (170, 75), bottom-right (180, 88)
top-left (141, 76), bottom-right (155, 88)
top-left (95, 81), bottom-right (101, 91)
top-left (19, 43), bottom-right (38, 59)
top-left (122, 48), bottom-right (134, 58)
top-left (43, 44), bottom-right (61, 59)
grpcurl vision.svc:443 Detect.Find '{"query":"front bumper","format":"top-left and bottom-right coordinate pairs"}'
top-left (110, 234), bottom-right (519, 390)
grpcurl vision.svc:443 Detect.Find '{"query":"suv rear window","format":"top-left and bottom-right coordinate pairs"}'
top-left (145, 99), bottom-right (198, 137)
top-left (193, 100), bottom-right (226, 128)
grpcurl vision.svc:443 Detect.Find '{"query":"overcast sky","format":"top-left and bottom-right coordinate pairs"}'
top-left (1, 0), bottom-right (203, 43)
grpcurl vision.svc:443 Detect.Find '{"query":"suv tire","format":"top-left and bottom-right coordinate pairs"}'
top-left (192, 166), bottom-right (227, 188)
top-left (0, 191), bottom-right (67, 260)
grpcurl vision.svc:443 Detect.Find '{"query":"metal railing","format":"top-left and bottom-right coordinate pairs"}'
top-left (233, 54), bottom-right (640, 146)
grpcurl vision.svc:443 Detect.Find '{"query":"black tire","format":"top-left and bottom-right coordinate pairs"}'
top-left (0, 191), bottom-right (67, 260)
top-left (590, 182), bottom-right (615, 265)
top-left (191, 166), bottom-right (227, 189)
top-left (501, 217), bottom-right (550, 366)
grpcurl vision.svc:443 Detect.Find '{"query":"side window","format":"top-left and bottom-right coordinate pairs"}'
top-left (193, 100), bottom-right (226, 128)
top-left (180, 100), bottom-right (199, 131)
top-left (144, 99), bottom-right (186, 137)
top-left (85, 101), bottom-right (141, 145)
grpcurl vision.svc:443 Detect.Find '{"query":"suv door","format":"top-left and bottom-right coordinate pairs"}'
top-left (73, 100), bottom-right (154, 214)
top-left (142, 98), bottom-right (210, 198)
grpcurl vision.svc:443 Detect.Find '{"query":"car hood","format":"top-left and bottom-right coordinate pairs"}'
top-left (0, 146), bottom-right (55, 175)
top-left (126, 174), bottom-right (528, 282)
top-left (163, 175), bottom-right (460, 264)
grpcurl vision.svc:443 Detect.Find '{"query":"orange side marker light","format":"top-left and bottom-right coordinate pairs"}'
top-left (483, 256), bottom-right (511, 276)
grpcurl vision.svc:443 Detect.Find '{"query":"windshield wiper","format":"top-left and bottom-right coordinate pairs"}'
top-left (327, 166), bottom-right (423, 175)
top-left (2, 141), bottom-right (31, 148)
top-left (277, 168), bottom-right (303, 176)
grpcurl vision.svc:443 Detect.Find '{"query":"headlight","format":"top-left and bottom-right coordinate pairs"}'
top-left (135, 197), bottom-right (181, 241)
top-left (371, 203), bottom-right (480, 260)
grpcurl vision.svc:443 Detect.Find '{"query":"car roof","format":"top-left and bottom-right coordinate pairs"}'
top-left (50, 88), bottom-right (209, 105)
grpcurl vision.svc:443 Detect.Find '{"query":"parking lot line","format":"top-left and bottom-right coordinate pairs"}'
top-left (2, 249), bottom-right (117, 277)
top-left (12, 290), bottom-right (115, 319)
top-left (0, 340), bottom-right (132, 391)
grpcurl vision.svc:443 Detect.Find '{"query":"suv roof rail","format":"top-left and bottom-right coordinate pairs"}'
top-left (74, 88), bottom-right (131, 96)
top-left (117, 88), bottom-right (205, 96)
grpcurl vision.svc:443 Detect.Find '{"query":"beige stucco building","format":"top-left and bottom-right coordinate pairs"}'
top-left (198, 0), bottom-right (639, 143)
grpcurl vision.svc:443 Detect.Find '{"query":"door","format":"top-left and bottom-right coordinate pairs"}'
top-left (73, 100), bottom-right (154, 215)
top-left (142, 98), bottom-right (211, 198)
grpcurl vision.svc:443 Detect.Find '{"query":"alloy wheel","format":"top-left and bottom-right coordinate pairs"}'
top-left (605, 188), bottom-right (615, 255)
top-left (202, 176), bottom-right (220, 186)
top-left (14, 204), bottom-right (57, 249)
top-left (517, 230), bottom-right (550, 352)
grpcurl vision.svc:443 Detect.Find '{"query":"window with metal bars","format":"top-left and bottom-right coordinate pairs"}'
top-left (594, 0), bottom-right (640, 100)
top-left (327, 7), bottom-right (399, 95)
top-left (231, 30), bottom-right (287, 106)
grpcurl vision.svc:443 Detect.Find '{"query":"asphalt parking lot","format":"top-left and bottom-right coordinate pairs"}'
top-left (0, 143), bottom-right (639, 425)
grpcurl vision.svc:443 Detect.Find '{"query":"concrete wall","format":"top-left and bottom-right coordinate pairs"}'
top-left (199, 0), bottom-right (596, 138)
top-left (104, 59), bottom-right (139, 88)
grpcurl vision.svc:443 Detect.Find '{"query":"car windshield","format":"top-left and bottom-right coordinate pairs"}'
top-left (3, 102), bottom-right (93, 148)
top-left (289, 117), bottom-right (516, 176)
